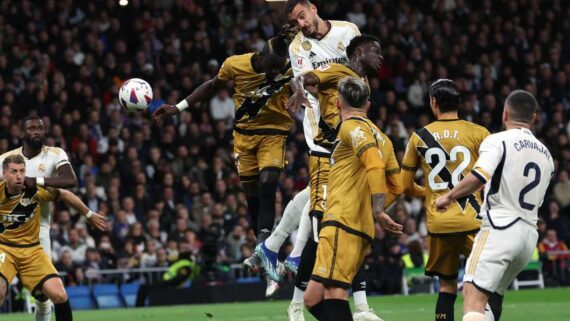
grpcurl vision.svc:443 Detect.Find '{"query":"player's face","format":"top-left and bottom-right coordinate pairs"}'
top-left (359, 42), bottom-right (384, 74)
top-left (4, 163), bottom-right (25, 192)
top-left (262, 55), bottom-right (287, 80)
top-left (22, 119), bottom-right (46, 149)
top-left (288, 4), bottom-right (319, 37)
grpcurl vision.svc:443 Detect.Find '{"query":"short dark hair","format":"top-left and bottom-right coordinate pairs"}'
top-left (285, 0), bottom-right (312, 14)
top-left (346, 34), bottom-right (381, 59)
top-left (338, 77), bottom-right (370, 108)
top-left (262, 35), bottom-right (290, 58)
top-left (21, 115), bottom-right (42, 130)
top-left (3, 154), bottom-right (25, 170)
top-left (505, 90), bottom-right (538, 123)
top-left (429, 79), bottom-right (460, 113)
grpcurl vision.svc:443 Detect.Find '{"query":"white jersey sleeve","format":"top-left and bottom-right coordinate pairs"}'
top-left (472, 136), bottom-right (504, 183)
top-left (51, 147), bottom-right (71, 170)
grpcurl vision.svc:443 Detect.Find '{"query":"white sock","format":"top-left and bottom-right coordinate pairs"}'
top-left (292, 286), bottom-right (305, 304)
top-left (265, 187), bottom-right (310, 252)
top-left (289, 201), bottom-right (311, 257)
top-left (463, 312), bottom-right (486, 321)
top-left (35, 300), bottom-right (52, 321)
top-left (353, 290), bottom-right (369, 311)
top-left (485, 303), bottom-right (495, 321)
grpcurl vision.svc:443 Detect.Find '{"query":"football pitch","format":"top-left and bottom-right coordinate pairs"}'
top-left (3, 288), bottom-right (569, 321)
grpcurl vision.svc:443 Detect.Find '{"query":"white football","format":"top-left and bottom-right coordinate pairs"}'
top-left (118, 78), bottom-right (153, 112)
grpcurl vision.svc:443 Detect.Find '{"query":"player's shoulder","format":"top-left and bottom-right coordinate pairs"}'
top-left (43, 146), bottom-right (65, 156)
top-left (289, 32), bottom-right (305, 55)
top-left (460, 120), bottom-right (490, 136)
top-left (329, 20), bottom-right (360, 35)
top-left (0, 147), bottom-right (23, 159)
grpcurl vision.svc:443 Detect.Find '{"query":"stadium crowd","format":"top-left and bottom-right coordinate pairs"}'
top-left (0, 0), bottom-right (569, 290)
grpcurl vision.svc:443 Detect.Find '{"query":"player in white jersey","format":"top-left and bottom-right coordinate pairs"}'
top-left (0, 116), bottom-right (79, 321)
top-left (255, 2), bottom-right (381, 321)
top-left (435, 90), bottom-right (555, 321)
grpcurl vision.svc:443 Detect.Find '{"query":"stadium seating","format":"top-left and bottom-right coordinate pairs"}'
top-left (66, 286), bottom-right (96, 310)
top-left (120, 283), bottom-right (141, 308)
top-left (93, 284), bottom-right (125, 309)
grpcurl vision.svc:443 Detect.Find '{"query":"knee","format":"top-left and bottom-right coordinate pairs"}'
top-left (0, 283), bottom-right (6, 304)
top-left (49, 289), bottom-right (68, 304)
top-left (439, 279), bottom-right (458, 294)
top-left (303, 291), bottom-right (318, 309)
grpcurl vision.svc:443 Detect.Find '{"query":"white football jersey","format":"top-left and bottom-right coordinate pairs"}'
top-left (289, 21), bottom-right (360, 154)
top-left (472, 128), bottom-right (555, 228)
top-left (0, 146), bottom-right (71, 230)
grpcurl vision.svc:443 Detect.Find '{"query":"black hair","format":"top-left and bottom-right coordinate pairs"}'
top-left (262, 34), bottom-right (290, 58)
top-left (285, 0), bottom-right (312, 14)
top-left (21, 115), bottom-right (42, 130)
top-left (346, 34), bottom-right (381, 59)
top-left (429, 79), bottom-right (460, 113)
top-left (338, 77), bottom-right (370, 108)
top-left (505, 90), bottom-right (538, 123)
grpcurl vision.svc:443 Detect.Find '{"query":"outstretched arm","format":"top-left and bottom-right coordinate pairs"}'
top-left (57, 189), bottom-right (108, 231)
top-left (152, 77), bottom-right (226, 122)
top-left (24, 165), bottom-right (77, 189)
top-left (435, 174), bottom-right (483, 212)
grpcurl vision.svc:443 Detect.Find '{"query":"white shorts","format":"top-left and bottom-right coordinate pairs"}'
top-left (463, 221), bottom-right (538, 295)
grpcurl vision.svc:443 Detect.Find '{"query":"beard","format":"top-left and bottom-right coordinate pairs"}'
top-left (26, 137), bottom-right (44, 149)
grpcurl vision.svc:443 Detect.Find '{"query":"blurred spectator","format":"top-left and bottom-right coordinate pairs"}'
top-left (60, 229), bottom-right (88, 264)
top-left (538, 229), bottom-right (570, 279)
top-left (553, 170), bottom-right (570, 209)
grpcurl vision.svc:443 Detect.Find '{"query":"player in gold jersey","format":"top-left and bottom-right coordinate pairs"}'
top-left (304, 77), bottom-right (403, 321)
top-left (152, 35), bottom-right (292, 292)
top-left (401, 79), bottom-right (490, 321)
top-left (0, 155), bottom-right (106, 321)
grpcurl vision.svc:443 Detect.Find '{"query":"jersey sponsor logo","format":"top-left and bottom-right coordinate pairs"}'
top-left (312, 57), bottom-right (348, 69)
top-left (302, 41), bottom-right (312, 51)
top-left (350, 126), bottom-right (366, 148)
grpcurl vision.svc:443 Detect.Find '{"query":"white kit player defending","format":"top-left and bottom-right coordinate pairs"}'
top-left (436, 90), bottom-right (555, 321)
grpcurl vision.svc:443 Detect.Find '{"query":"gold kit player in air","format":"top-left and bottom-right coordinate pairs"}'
top-left (0, 155), bottom-right (107, 321)
top-left (152, 34), bottom-right (292, 295)
top-left (401, 79), bottom-right (490, 321)
top-left (304, 77), bottom-right (403, 321)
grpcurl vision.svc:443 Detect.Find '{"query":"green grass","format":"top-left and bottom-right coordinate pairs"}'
top-left (3, 288), bottom-right (570, 321)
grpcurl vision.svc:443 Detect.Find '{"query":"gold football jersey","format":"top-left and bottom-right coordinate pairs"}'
top-left (0, 182), bottom-right (58, 246)
top-left (310, 63), bottom-right (361, 149)
top-left (326, 117), bottom-right (400, 239)
top-left (402, 119), bottom-right (490, 235)
top-left (217, 53), bottom-right (293, 134)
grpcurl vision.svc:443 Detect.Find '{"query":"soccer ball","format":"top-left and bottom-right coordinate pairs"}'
top-left (118, 78), bottom-right (153, 112)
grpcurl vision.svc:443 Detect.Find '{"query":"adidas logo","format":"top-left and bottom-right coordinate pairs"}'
top-left (309, 51), bottom-right (316, 58)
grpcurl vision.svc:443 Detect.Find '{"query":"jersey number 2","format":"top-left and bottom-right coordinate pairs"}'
top-left (426, 146), bottom-right (471, 190)
top-left (519, 162), bottom-right (541, 210)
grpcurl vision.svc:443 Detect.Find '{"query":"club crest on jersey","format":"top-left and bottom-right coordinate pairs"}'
top-left (38, 163), bottom-right (45, 173)
top-left (337, 42), bottom-right (345, 52)
top-left (350, 126), bottom-right (366, 148)
top-left (20, 198), bottom-right (33, 207)
top-left (302, 41), bottom-right (312, 51)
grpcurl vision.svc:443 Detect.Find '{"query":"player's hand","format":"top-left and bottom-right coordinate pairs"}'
top-left (435, 195), bottom-right (451, 212)
top-left (377, 213), bottom-right (403, 235)
top-left (87, 212), bottom-right (108, 231)
top-left (23, 177), bottom-right (36, 189)
top-left (152, 104), bottom-right (179, 123)
top-left (287, 90), bottom-right (309, 113)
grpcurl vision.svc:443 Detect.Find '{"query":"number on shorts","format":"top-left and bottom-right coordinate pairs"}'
top-left (320, 184), bottom-right (328, 209)
top-left (0, 252), bottom-right (5, 264)
top-left (426, 146), bottom-right (471, 190)
top-left (519, 162), bottom-right (541, 210)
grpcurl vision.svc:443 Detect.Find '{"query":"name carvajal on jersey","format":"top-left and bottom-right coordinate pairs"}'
top-left (514, 139), bottom-right (552, 160)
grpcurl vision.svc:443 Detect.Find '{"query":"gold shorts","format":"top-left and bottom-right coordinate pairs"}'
top-left (308, 154), bottom-right (330, 214)
top-left (0, 244), bottom-right (59, 296)
top-left (233, 131), bottom-right (286, 180)
top-left (311, 223), bottom-right (371, 289)
top-left (425, 234), bottom-right (475, 279)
